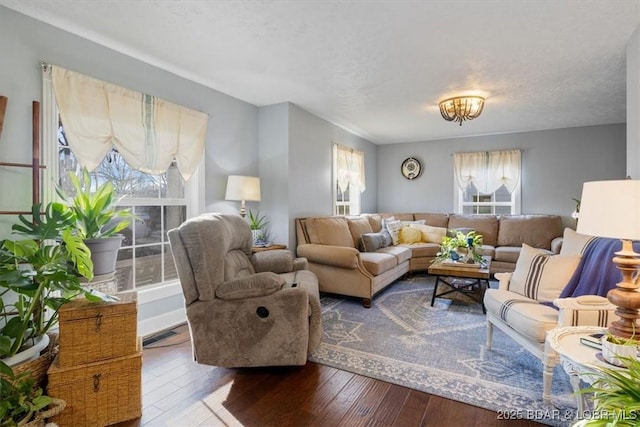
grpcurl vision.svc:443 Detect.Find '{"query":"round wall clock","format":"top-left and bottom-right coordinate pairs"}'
top-left (401, 157), bottom-right (422, 180)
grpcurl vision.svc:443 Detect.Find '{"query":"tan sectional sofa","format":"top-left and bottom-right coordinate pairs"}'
top-left (295, 213), bottom-right (563, 307)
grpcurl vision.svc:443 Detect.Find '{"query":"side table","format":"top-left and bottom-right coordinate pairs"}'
top-left (252, 244), bottom-right (286, 253)
top-left (546, 325), bottom-right (613, 415)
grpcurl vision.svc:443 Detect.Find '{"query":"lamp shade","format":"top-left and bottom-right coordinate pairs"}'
top-left (225, 175), bottom-right (261, 202)
top-left (576, 180), bottom-right (640, 240)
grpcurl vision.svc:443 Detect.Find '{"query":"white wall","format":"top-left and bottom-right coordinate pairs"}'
top-left (377, 124), bottom-right (626, 227)
top-left (259, 102), bottom-right (378, 249)
top-left (628, 25), bottom-right (640, 178)
top-left (0, 5), bottom-right (260, 336)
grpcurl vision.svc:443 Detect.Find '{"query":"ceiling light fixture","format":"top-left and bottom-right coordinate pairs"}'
top-left (439, 96), bottom-right (485, 126)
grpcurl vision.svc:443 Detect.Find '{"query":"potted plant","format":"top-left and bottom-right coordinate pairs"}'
top-left (0, 360), bottom-right (65, 426)
top-left (601, 331), bottom-right (640, 368)
top-left (0, 202), bottom-right (110, 365)
top-left (55, 167), bottom-right (133, 275)
top-left (436, 230), bottom-right (483, 264)
top-left (574, 354), bottom-right (640, 426)
top-left (248, 210), bottom-right (269, 246)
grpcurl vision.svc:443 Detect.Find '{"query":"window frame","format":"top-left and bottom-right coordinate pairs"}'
top-left (332, 144), bottom-right (363, 216)
top-left (42, 72), bottom-right (204, 294)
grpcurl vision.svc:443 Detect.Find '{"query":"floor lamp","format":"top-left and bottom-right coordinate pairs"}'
top-left (576, 180), bottom-right (640, 339)
top-left (225, 175), bottom-right (261, 217)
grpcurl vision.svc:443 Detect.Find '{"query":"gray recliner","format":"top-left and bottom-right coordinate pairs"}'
top-left (168, 213), bottom-right (322, 367)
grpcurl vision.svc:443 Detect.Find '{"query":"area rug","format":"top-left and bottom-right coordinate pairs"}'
top-left (309, 275), bottom-right (577, 427)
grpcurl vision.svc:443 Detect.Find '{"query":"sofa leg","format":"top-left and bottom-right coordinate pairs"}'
top-left (486, 320), bottom-right (493, 349)
top-left (362, 298), bottom-right (372, 308)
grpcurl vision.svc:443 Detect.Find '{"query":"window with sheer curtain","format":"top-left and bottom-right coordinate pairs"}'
top-left (333, 144), bottom-right (366, 215)
top-left (42, 64), bottom-right (207, 292)
top-left (453, 149), bottom-right (521, 214)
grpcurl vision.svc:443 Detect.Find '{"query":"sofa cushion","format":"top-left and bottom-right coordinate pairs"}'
top-left (497, 215), bottom-right (563, 249)
top-left (399, 227), bottom-right (422, 244)
top-left (377, 245), bottom-right (412, 265)
top-left (509, 244), bottom-right (581, 303)
top-left (412, 213), bottom-right (449, 228)
top-left (347, 217), bottom-right (374, 247)
top-left (484, 289), bottom-right (559, 343)
top-left (360, 231), bottom-right (393, 252)
top-left (448, 215), bottom-right (499, 247)
top-left (359, 252), bottom-right (398, 275)
top-left (381, 213), bottom-right (414, 221)
top-left (494, 246), bottom-right (522, 264)
top-left (307, 217), bottom-right (354, 247)
top-left (398, 242), bottom-right (440, 257)
top-left (365, 214), bottom-right (384, 232)
top-left (559, 227), bottom-right (596, 255)
top-left (410, 224), bottom-right (447, 243)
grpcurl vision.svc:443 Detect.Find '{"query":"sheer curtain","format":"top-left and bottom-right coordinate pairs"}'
top-left (454, 149), bottom-right (521, 194)
top-left (335, 145), bottom-right (366, 193)
top-left (49, 65), bottom-right (208, 181)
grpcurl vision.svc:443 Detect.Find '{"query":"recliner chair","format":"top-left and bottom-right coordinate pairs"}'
top-left (168, 213), bottom-right (322, 367)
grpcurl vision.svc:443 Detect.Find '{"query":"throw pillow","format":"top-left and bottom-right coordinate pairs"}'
top-left (360, 231), bottom-right (392, 252)
top-left (559, 227), bottom-right (596, 255)
top-left (509, 243), bottom-right (581, 303)
top-left (410, 224), bottom-right (447, 243)
top-left (399, 226), bottom-right (422, 244)
top-left (384, 219), bottom-right (403, 245)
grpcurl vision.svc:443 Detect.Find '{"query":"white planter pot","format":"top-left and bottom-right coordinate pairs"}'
top-left (601, 338), bottom-right (638, 367)
top-left (1, 334), bottom-right (50, 367)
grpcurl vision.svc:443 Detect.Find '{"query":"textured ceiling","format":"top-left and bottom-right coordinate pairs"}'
top-left (2, 0), bottom-right (639, 144)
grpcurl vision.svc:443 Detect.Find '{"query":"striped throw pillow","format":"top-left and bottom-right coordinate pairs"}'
top-left (509, 244), bottom-right (581, 303)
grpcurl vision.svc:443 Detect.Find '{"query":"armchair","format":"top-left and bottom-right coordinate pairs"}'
top-left (483, 244), bottom-right (616, 404)
top-left (168, 213), bottom-right (322, 367)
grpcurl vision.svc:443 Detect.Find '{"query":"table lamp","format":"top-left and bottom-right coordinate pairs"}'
top-left (576, 180), bottom-right (640, 339)
top-left (225, 175), bottom-right (261, 217)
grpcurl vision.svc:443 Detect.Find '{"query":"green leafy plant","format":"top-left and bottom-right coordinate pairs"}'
top-left (575, 355), bottom-right (640, 426)
top-left (55, 167), bottom-right (133, 239)
top-left (248, 210), bottom-right (268, 231)
top-left (436, 230), bottom-right (483, 263)
top-left (0, 202), bottom-right (110, 359)
top-left (0, 360), bottom-right (56, 426)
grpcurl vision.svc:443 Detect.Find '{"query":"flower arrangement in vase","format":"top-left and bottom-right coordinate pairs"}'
top-left (436, 230), bottom-right (484, 264)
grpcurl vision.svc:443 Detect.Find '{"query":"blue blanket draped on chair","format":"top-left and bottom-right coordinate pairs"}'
top-left (559, 237), bottom-right (640, 298)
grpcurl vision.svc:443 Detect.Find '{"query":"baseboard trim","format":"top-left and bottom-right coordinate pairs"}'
top-left (138, 307), bottom-right (187, 338)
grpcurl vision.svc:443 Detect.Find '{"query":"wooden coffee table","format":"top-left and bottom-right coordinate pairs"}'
top-left (428, 256), bottom-right (491, 313)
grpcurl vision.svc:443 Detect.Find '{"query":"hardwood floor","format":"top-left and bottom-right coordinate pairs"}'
top-left (114, 325), bottom-right (545, 427)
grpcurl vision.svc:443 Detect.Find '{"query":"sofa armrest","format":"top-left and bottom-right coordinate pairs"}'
top-left (215, 272), bottom-right (286, 300)
top-left (551, 236), bottom-right (563, 254)
top-left (297, 244), bottom-right (360, 269)
top-left (293, 257), bottom-right (309, 271)
top-left (251, 250), bottom-right (294, 273)
top-left (494, 272), bottom-right (513, 291)
top-left (553, 296), bottom-right (617, 327)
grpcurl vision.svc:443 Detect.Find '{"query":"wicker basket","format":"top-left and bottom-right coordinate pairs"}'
top-left (17, 398), bottom-right (66, 427)
top-left (47, 345), bottom-right (142, 427)
top-left (58, 293), bottom-right (137, 367)
top-left (7, 333), bottom-right (59, 390)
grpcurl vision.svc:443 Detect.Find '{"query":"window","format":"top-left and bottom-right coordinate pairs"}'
top-left (453, 150), bottom-right (521, 215)
top-left (333, 144), bottom-right (365, 215)
top-left (57, 125), bottom-right (187, 292)
top-left (42, 64), bottom-right (205, 294)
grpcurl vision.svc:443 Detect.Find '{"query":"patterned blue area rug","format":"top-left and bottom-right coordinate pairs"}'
top-left (309, 275), bottom-right (577, 426)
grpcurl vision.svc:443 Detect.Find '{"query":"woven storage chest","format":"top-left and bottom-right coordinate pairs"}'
top-left (58, 292), bottom-right (137, 367)
top-left (47, 345), bottom-right (142, 426)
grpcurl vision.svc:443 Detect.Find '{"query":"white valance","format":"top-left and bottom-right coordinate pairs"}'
top-left (454, 149), bottom-right (521, 194)
top-left (50, 66), bottom-right (208, 181)
top-left (335, 145), bottom-right (366, 193)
